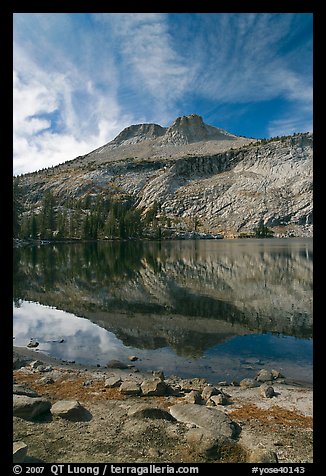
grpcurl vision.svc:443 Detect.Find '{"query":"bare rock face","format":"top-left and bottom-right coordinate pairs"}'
top-left (17, 113), bottom-right (312, 238)
top-left (160, 114), bottom-right (237, 145)
top-left (109, 123), bottom-right (166, 147)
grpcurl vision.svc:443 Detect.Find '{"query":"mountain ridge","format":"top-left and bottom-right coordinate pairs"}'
top-left (14, 114), bottom-right (313, 239)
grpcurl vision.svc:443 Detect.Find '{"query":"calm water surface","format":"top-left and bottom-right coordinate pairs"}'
top-left (13, 239), bottom-right (313, 384)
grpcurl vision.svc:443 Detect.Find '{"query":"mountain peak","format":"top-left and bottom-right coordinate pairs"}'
top-left (110, 123), bottom-right (166, 147)
top-left (161, 114), bottom-right (236, 145)
top-left (107, 114), bottom-right (238, 148)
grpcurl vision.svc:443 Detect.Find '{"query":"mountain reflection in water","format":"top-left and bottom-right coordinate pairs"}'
top-left (13, 239), bottom-right (313, 383)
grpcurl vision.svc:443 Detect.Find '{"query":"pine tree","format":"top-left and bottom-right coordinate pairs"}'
top-left (40, 192), bottom-right (56, 239)
top-left (13, 178), bottom-right (24, 237)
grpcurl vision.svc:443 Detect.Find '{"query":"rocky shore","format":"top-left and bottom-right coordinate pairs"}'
top-left (13, 347), bottom-right (313, 464)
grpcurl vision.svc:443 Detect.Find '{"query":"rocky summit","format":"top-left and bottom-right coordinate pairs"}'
top-left (16, 114), bottom-right (313, 238)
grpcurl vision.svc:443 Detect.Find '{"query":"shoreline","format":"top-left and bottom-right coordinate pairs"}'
top-left (13, 345), bottom-right (313, 390)
top-left (13, 346), bottom-right (313, 464)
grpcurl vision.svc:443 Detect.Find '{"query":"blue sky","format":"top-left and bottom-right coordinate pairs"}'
top-left (13, 13), bottom-right (313, 175)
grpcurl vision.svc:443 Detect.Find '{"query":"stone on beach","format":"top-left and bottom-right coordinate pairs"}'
top-left (51, 400), bottom-right (86, 421)
top-left (256, 369), bottom-right (273, 382)
top-left (239, 378), bottom-right (259, 388)
top-left (13, 384), bottom-right (39, 397)
top-left (169, 403), bottom-right (236, 439)
top-left (260, 384), bottom-right (276, 398)
top-left (13, 395), bottom-right (51, 420)
top-left (248, 448), bottom-right (278, 463)
top-left (119, 381), bottom-right (141, 396)
top-left (184, 390), bottom-right (203, 404)
top-left (13, 441), bottom-right (28, 463)
top-left (128, 403), bottom-right (176, 421)
top-left (141, 378), bottom-right (167, 396)
top-left (104, 376), bottom-right (122, 388)
top-left (186, 428), bottom-right (221, 457)
top-left (209, 393), bottom-right (230, 406)
top-left (201, 385), bottom-right (221, 400)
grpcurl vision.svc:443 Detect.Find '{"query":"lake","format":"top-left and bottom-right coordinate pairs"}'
top-left (13, 238), bottom-right (313, 384)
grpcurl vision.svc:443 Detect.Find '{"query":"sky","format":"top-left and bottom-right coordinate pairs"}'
top-left (13, 13), bottom-right (313, 175)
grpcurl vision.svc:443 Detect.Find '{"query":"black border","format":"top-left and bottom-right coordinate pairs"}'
top-left (4, 1), bottom-right (320, 473)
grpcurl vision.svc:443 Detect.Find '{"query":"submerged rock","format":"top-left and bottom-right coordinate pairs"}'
top-left (107, 360), bottom-right (129, 369)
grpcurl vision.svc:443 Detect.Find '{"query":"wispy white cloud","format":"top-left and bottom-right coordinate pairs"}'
top-left (187, 13), bottom-right (312, 105)
top-left (93, 13), bottom-right (193, 122)
top-left (13, 14), bottom-right (135, 175)
top-left (13, 13), bottom-right (312, 174)
top-left (267, 114), bottom-right (312, 137)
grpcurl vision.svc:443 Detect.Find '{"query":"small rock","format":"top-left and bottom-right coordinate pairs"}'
top-left (133, 368), bottom-right (140, 373)
top-left (37, 365), bottom-right (53, 373)
top-left (210, 394), bottom-right (230, 406)
top-left (201, 385), bottom-right (221, 400)
top-left (38, 377), bottom-right (55, 385)
top-left (186, 428), bottom-right (220, 457)
top-left (184, 390), bottom-right (203, 404)
top-left (141, 378), bottom-right (167, 396)
top-left (104, 376), bottom-right (122, 388)
top-left (147, 448), bottom-right (160, 458)
top-left (107, 360), bottom-right (129, 369)
top-left (217, 381), bottom-right (228, 386)
top-left (119, 381), bottom-right (141, 396)
top-left (239, 378), bottom-right (259, 388)
top-left (260, 384), bottom-right (276, 398)
top-left (13, 384), bottom-right (39, 397)
top-left (180, 377), bottom-right (207, 392)
top-left (256, 369), bottom-right (273, 382)
top-left (51, 400), bottom-right (85, 421)
top-left (128, 403), bottom-right (176, 421)
top-left (248, 449), bottom-right (278, 463)
top-left (169, 403), bottom-right (236, 439)
top-left (13, 441), bottom-right (28, 463)
top-left (13, 395), bottom-right (51, 420)
top-left (29, 360), bottom-right (44, 370)
top-left (230, 380), bottom-right (239, 386)
top-left (152, 370), bottom-right (165, 380)
top-left (271, 369), bottom-right (284, 379)
top-left (96, 364), bottom-right (101, 368)
top-left (83, 380), bottom-right (93, 387)
top-left (27, 339), bottom-right (39, 348)
top-left (128, 356), bottom-right (139, 362)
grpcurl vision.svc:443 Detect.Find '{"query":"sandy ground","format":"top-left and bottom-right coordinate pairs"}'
top-left (13, 347), bottom-right (313, 464)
